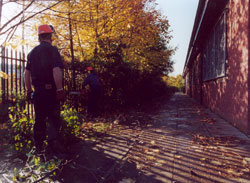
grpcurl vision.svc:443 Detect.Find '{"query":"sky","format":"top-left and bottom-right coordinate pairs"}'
top-left (155, 0), bottom-right (199, 76)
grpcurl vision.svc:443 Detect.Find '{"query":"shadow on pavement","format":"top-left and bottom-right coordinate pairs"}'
top-left (56, 135), bottom-right (166, 183)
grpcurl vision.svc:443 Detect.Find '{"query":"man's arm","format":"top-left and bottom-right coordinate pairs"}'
top-left (53, 67), bottom-right (66, 101)
top-left (24, 69), bottom-right (32, 92)
top-left (53, 67), bottom-right (63, 90)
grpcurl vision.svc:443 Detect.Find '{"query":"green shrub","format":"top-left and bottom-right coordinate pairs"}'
top-left (9, 103), bottom-right (34, 153)
top-left (60, 105), bottom-right (82, 143)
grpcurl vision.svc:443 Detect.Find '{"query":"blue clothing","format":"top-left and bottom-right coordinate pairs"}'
top-left (82, 73), bottom-right (101, 92)
top-left (82, 72), bottom-right (101, 116)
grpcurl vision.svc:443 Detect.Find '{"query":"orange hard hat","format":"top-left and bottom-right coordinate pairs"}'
top-left (87, 67), bottom-right (93, 71)
top-left (38, 24), bottom-right (55, 35)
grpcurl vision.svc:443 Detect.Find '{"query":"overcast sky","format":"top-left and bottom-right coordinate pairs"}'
top-left (155, 0), bottom-right (199, 76)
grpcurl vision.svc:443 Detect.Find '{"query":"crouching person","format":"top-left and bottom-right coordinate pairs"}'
top-left (81, 67), bottom-right (101, 117)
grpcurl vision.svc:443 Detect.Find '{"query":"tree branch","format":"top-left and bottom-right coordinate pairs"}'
top-left (0, 0), bottom-right (64, 36)
top-left (0, 0), bottom-right (35, 33)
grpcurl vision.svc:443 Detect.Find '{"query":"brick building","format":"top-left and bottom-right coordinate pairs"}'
top-left (183, 0), bottom-right (250, 134)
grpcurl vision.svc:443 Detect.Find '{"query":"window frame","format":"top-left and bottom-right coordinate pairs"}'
top-left (203, 11), bottom-right (227, 81)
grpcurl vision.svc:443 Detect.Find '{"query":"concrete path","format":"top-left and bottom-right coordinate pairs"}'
top-left (128, 92), bottom-right (250, 183)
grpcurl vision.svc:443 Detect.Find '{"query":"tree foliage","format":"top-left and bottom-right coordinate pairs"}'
top-left (6, 0), bottom-right (175, 109)
top-left (37, 0), bottom-right (173, 68)
top-left (35, 0), bottom-right (175, 108)
top-left (163, 74), bottom-right (184, 92)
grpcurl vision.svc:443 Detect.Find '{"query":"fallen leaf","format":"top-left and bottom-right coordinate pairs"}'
top-left (154, 162), bottom-right (163, 166)
top-left (175, 155), bottom-right (182, 159)
top-left (210, 160), bottom-right (222, 166)
top-left (243, 157), bottom-right (250, 163)
top-left (136, 163), bottom-right (143, 169)
top-left (146, 151), bottom-right (154, 155)
top-left (242, 168), bottom-right (250, 173)
top-left (243, 159), bottom-right (248, 165)
top-left (194, 149), bottom-right (202, 153)
top-left (226, 168), bottom-right (244, 176)
top-left (153, 149), bottom-right (160, 153)
top-left (191, 146), bottom-right (199, 149)
top-left (157, 160), bottom-right (165, 164)
top-left (147, 156), bottom-right (155, 160)
top-left (119, 178), bottom-right (136, 183)
top-left (150, 140), bottom-right (156, 145)
top-left (225, 152), bottom-right (241, 158)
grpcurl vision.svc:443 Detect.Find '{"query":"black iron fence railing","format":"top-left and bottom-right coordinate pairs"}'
top-left (0, 46), bottom-right (84, 118)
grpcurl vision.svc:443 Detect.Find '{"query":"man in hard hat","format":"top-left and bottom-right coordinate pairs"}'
top-left (24, 24), bottom-right (65, 155)
top-left (81, 66), bottom-right (101, 117)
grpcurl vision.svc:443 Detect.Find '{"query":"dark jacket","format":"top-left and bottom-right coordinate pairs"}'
top-left (82, 72), bottom-right (101, 93)
top-left (26, 41), bottom-right (63, 89)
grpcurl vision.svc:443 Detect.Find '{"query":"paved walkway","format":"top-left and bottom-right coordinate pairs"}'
top-left (1, 92), bottom-right (250, 183)
top-left (129, 92), bottom-right (250, 183)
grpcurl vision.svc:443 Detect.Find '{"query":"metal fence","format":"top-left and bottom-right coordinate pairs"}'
top-left (0, 47), bottom-right (26, 99)
top-left (0, 46), bottom-right (84, 118)
top-left (0, 46), bottom-right (34, 116)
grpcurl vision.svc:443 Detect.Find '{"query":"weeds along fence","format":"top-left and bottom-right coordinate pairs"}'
top-left (0, 46), bottom-right (34, 117)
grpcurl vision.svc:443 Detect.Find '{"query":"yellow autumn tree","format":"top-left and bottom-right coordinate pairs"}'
top-left (29, 0), bottom-right (175, 107)
top-left (164, 74), bottom-right (184, 92)
top-left (35, 0), bottom-right (173, 72)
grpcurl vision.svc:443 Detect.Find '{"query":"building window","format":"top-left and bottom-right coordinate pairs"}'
top-left (203, 11), bottom-right (226, 81)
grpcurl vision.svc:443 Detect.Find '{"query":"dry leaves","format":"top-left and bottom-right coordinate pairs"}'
top-left (119, 178), bottom-right (136, 183)
top-left (210, 160), bottom-right (223, 166)
top-left (192, 134), bottom-right (246, 147)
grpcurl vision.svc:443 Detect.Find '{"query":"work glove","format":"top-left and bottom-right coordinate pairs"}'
top-left (56, 89), bottom-right (66, 102)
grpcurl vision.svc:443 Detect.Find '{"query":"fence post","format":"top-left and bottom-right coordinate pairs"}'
top-left (22, 51), bottom-right (25, 91)
top-left (15, 50), bottom-right (18, 96)
top-left (19, 52), bottom-right (22, 94)
top-left (1, 46), bottom-right (5, 102)
top-left (6, 48), bottom-right (9, 100)
top-left (11, 49), bottom-right (13, 100)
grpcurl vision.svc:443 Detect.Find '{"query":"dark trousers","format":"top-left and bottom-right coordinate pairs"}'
top-left (88, 90), bottom-right (101, 117)
top-left (33, 89), bottom-right (61, 149)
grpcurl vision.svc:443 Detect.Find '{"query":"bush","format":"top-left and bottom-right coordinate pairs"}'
top-left (60, 105), bottom-right (82, 143)
top-left (9, 103), bottom-right (34, 153)
top-left (64, 59), bottom-right (172, 113)
top-left (8, 101), bottom-right (83, 153)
